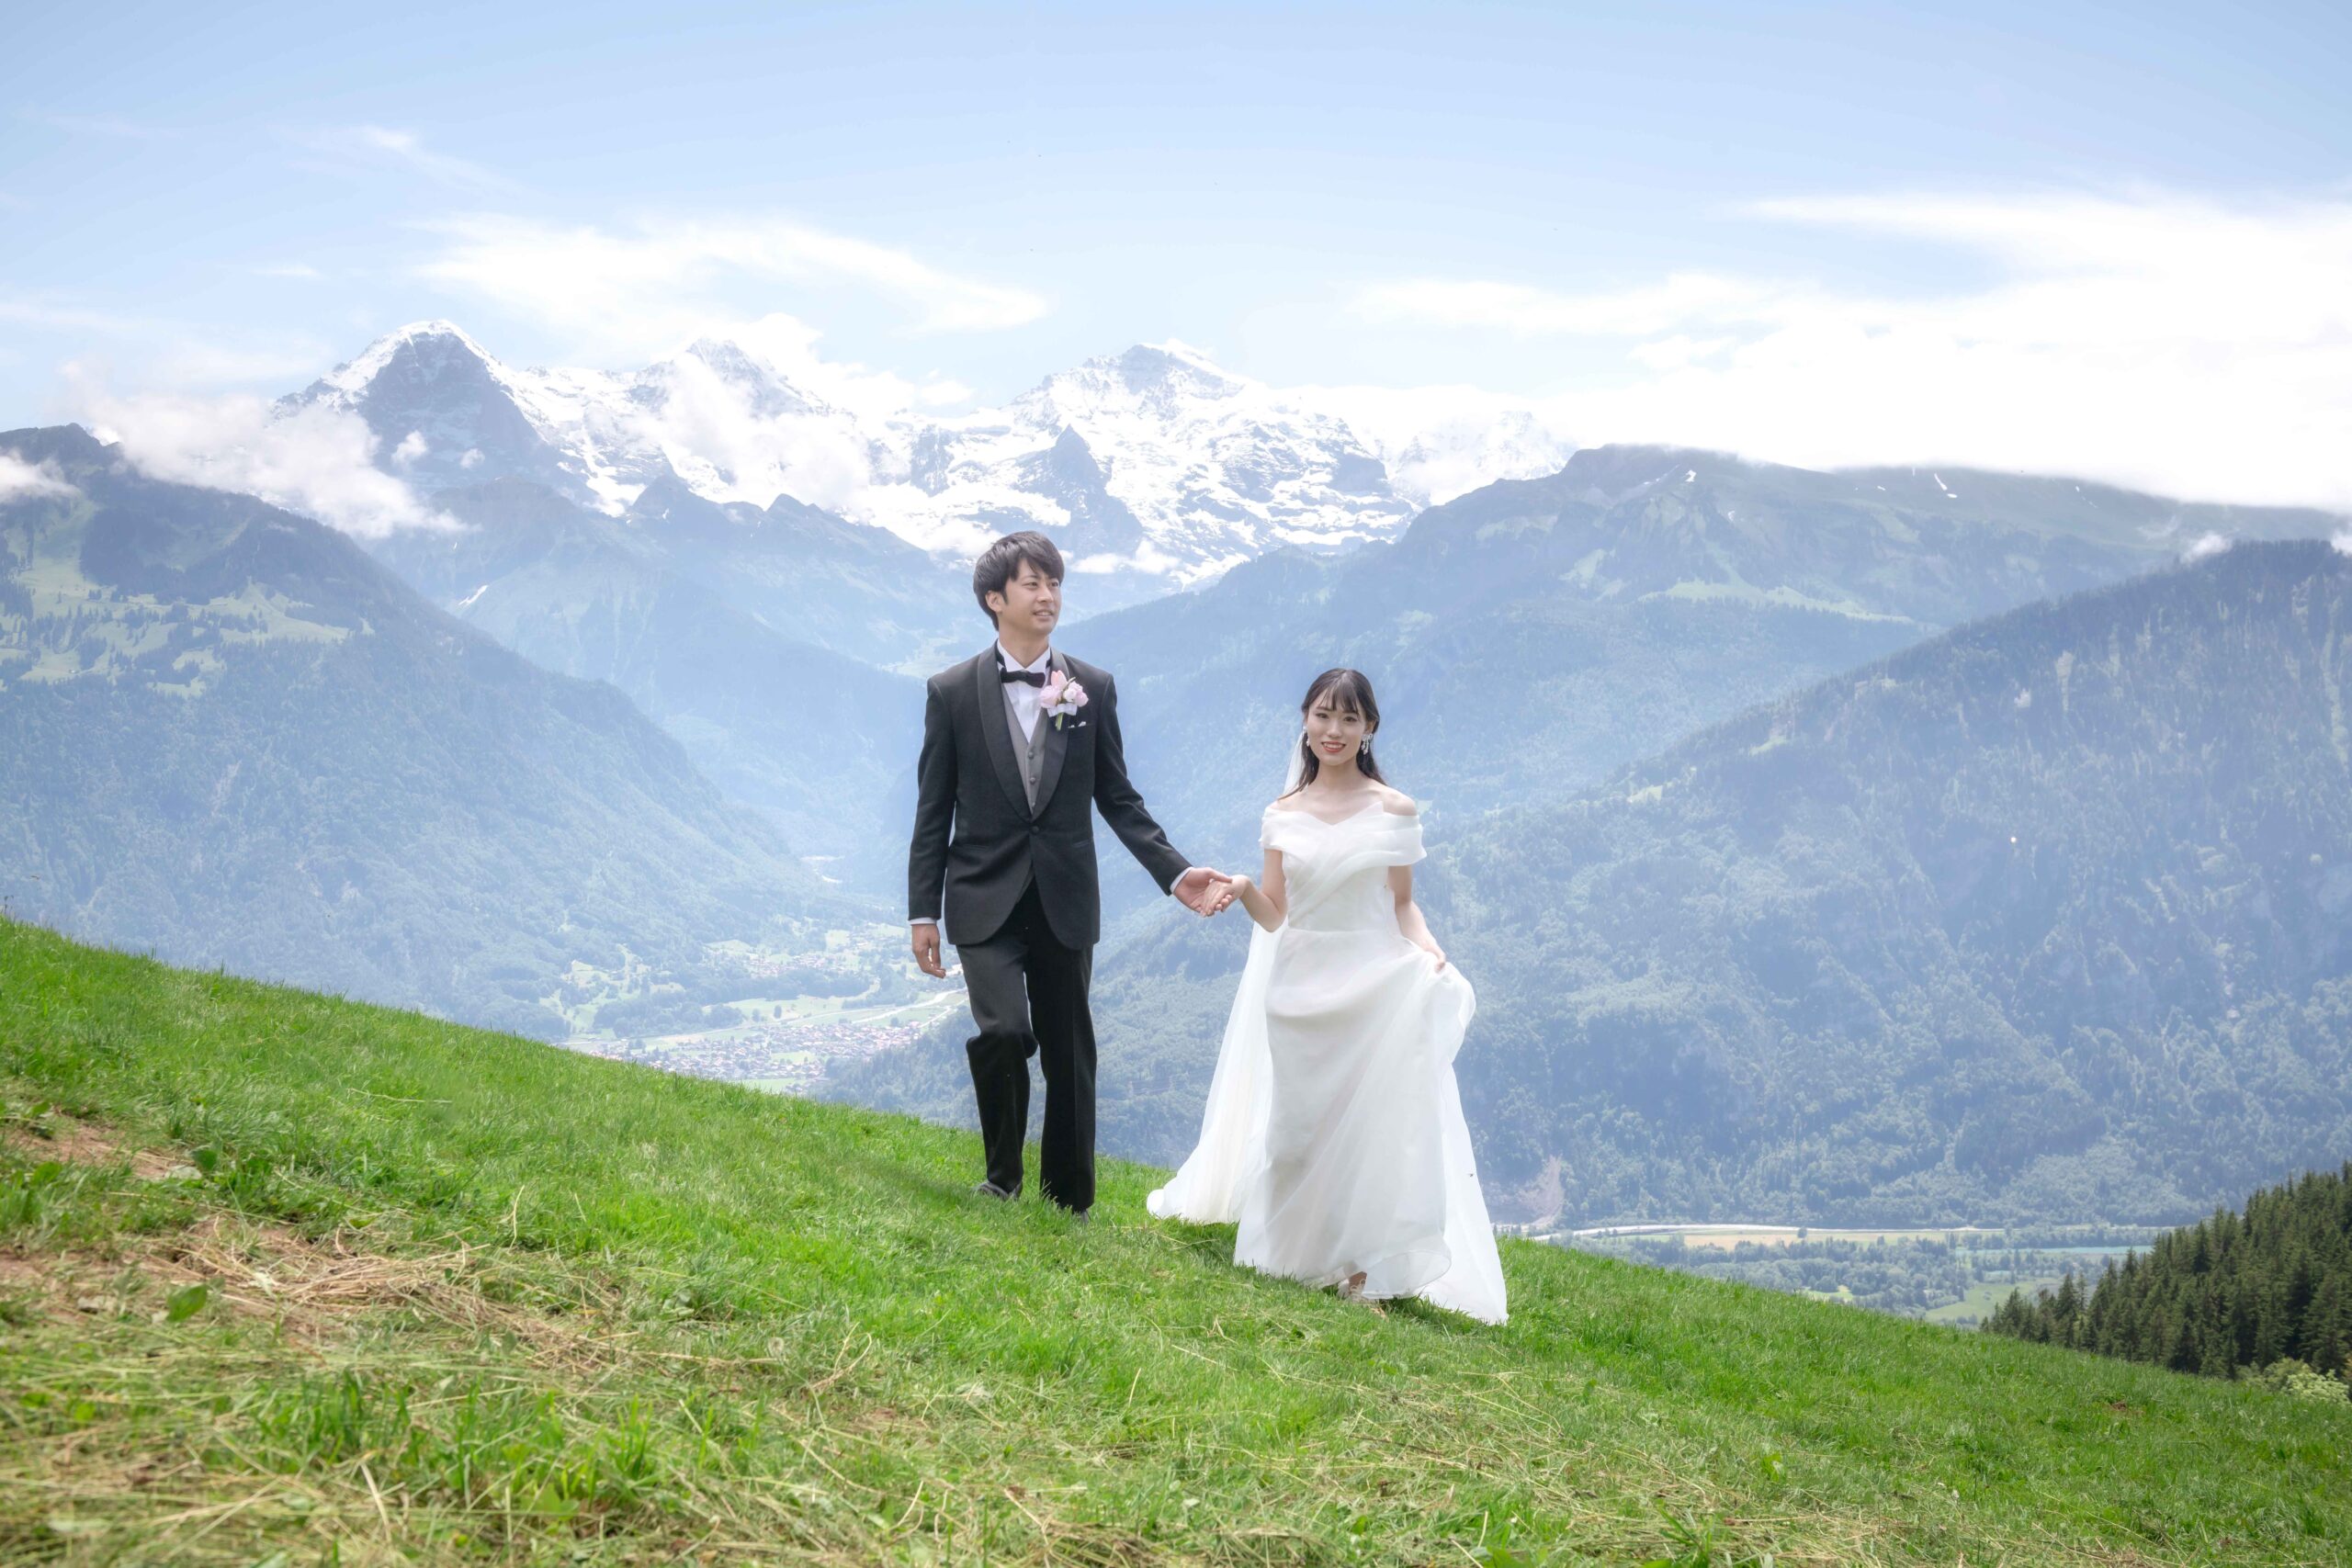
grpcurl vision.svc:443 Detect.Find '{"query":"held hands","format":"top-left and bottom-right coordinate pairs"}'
top-left (1174, 865), bottom-right (1239, 917)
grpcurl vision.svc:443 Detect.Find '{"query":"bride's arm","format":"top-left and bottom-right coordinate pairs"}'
top-left (1388, 863), bottom-right (1448, 971)
top-left (1225, 844), bottom-right (1286, 932)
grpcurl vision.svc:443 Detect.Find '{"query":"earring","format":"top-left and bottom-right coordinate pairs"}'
top-left (1358, 738), bottom-right (1369, 755)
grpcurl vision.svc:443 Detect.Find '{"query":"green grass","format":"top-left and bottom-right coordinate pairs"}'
top-left (1922, 1279), bottom-right (2069, 1328)
top-left (2, 916), bottom-right (2347, 1566)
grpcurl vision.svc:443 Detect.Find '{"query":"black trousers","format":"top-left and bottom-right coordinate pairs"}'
top-left (956, 878), bottom-right (1097, 1211)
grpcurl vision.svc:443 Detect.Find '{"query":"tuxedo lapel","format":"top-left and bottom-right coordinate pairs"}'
top-left (1035, 648), bottom-right (1072, 814)
top-left (969, 649), bottom-right (1031, 817)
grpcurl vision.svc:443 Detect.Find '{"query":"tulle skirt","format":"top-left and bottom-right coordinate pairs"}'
top-left (1230, 922), bottom-right (1509, 1324)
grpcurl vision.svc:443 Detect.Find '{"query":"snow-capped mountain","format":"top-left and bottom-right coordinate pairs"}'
top-left (288, 322), bottom-right (1570, 597)
top-left (1317, 395), bottom-right (1577, 509)
top-left (865, 343), bottom-right (1413, 583)
top-left (292, 321), bottom-right (884, 518)
top-left (297, 320), bottom-right (582, 498)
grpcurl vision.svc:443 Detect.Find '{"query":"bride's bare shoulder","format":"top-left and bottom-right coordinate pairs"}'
top-left (1374, 783), bottom-right (1419, 816)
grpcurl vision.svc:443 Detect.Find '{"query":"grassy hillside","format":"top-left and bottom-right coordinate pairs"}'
top-left (3, 917), bottom-right (2346, 1566)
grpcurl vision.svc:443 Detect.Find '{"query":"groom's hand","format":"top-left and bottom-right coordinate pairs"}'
top-left (1174, 866), bottom-right (1237, 917)
top-left (910, 922), bottom-right (946, 978)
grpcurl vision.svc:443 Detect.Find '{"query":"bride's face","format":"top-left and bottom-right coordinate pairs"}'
top-left (1305, 697), bottom-right (1368, 767)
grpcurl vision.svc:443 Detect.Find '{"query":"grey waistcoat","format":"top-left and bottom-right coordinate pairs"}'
top-left (1004, 684), bottom-right (1050, 811)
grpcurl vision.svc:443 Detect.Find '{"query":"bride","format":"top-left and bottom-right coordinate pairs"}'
top-left (1147, 669), bottom-right (1508, 1325)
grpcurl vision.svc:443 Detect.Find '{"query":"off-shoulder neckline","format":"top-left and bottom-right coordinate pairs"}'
top-left (1265, 795), bottom-right (1418, 828)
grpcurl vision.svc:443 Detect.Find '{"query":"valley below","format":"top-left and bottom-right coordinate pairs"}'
top-left (1537, 1221), bottom-right (2162, 1325)
top-left (550, 921), bottom-right (968, 1096)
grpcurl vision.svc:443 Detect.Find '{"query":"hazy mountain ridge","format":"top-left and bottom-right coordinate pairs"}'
top-left (1396, 443), bottom-right (2345, 627)
top-left (1423, 536), bottom-right (2352, 1224)
top-left (1043, 442), bottom-right (2347, 913)
top-left (0, 423), bottom-right (835, 1036)
top-left (366, 476), bottom-right (931, 862)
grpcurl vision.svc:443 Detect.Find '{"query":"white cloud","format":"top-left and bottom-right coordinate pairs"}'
top-left (639, 342), bottom-right (878, 512)
top-left (67, 371), bottom-right (457, 539)
top-left (1349, 188), bottom-right (2352, 513)
top-left (721, 312), bottom-right (950, 424)
top-left (1288, 381), bottom-right (1574, 506)
top-left (0, 454), bottom-right (80, 502)
top-left (289, 125), bottom-right (511, 192)
top-left (2182, 531), bottom-right (2233, 561)
top-left (146, 338), bottom-right (335, 388)
top-left (21, 109), bottom-right (162, 141)
top-left (415, 212), bottom-right (1050, 345)
top-left (5, 296), bottom-right (328, 389)
top-left (0, 296), bottom-right (147, 335)
top-left (1351, 271), bottom-right (1789, 336)
top-left (1627, 333), bottom-right (1741, 371)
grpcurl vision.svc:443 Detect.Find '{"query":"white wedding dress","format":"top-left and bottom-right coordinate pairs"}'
top-left (1147, 792), bottom-right (1509, 1325)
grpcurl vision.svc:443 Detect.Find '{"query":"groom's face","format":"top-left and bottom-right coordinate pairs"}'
top-left (990, 558), bottom-right (1062, 639)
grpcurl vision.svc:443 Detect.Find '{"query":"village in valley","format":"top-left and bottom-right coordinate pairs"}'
top-left (550, 922), bottom-right (967, 1096)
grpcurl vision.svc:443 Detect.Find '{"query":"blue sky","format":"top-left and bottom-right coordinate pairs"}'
top-left (6, 2), bottom-right (2349, 504)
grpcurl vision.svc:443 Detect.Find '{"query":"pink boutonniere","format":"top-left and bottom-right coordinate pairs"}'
top-left (1041, 670), bottom-right (1090, 729)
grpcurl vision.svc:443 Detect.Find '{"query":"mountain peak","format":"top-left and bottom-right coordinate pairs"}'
top-left (656, 338), bottom-right (830, 420)
top-left (1045, 423), bottom-right (1102, 482)
top-left (1551, 444), bottom-right (1744, 504)
top-left (1011, 342), bottom-right (1253, 439)
top-left (680, 336), bottom-right (760, 371)
top-left (1, 422), bottom-right (115, 468)
top-left (319, 320), bottom-right (502, 396)
top-left (1111, 341), bottom-right (1244, 395)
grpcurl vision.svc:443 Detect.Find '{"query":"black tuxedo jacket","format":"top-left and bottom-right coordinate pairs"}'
top-left (908, 646), bottom-right (1190, 950)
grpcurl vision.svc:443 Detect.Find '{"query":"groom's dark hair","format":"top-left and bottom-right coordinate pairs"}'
top-left (972, 530), bottom-right (1066, 626)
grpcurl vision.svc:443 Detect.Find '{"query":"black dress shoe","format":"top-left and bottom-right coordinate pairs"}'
top-left (973, 1180), bottom-right (1019, 1201)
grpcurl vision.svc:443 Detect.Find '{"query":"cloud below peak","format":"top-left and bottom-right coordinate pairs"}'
top-left (69, 371), bottom-right (455, 540)
top-left (0, 454), bottom-right (81, 502)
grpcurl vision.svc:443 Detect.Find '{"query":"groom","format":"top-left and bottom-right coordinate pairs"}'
top-left (909, 530), bottom-right (1233, 1216)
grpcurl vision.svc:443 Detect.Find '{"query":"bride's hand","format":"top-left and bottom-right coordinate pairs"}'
top-left (1219, 874), bottom-right (1252, 913)
top-left (1419, 940), bottom-right (1448, 971)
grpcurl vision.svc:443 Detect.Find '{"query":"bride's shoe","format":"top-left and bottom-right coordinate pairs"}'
top-left (1336, 1270), bottom-right (1384, 1314)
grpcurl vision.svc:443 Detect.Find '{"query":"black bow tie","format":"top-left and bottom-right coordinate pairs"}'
top-left (999, 666), bottom-right (1047, 686)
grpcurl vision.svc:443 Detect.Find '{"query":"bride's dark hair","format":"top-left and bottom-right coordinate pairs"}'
top-left (1281, 667), bottom-right (1387, 796)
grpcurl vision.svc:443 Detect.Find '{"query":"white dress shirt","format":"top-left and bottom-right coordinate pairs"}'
top-left (998, 639), bottom-right (1051, 742)
top-left (910, 641), bottom-right (1207, 931)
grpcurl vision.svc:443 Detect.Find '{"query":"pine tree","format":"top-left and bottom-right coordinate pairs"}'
top-left (1984, 1161), bottom-right (2352, 1390)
